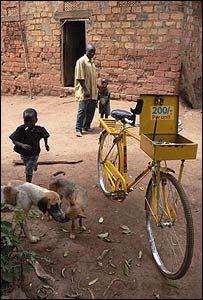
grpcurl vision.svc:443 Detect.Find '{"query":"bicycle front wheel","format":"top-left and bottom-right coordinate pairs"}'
top-left (98, 131), bottom-right (121, 196)
top-left (146, 172), bottom-right (194, 279)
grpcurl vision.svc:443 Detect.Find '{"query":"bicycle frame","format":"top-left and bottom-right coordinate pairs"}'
top-left (100, 119), bottom-right (185, 222)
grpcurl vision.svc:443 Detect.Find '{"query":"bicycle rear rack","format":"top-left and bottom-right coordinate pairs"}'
top-left (100, 118), bottom-right (123, 135)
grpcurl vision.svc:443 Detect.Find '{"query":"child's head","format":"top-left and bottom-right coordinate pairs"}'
top-left (23, 108), bottom-right (38, 128)
top-left (100, 78), bottom-right (108, 88)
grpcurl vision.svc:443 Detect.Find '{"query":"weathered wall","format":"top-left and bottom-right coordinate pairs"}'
top-left (179, 1), bottom-right (202, 107)
top-left (1, 1), bottom-right (63, 96)
top-left (1, 1), bottom-right (202, 107)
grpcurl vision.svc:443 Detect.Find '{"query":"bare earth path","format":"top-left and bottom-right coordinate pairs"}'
top-left (1, 95), bottom-right (202, 299)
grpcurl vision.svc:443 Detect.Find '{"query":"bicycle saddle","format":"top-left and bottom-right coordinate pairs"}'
top-left (111, 109), bottom-right (133, 121)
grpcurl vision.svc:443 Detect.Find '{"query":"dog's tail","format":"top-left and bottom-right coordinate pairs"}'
top-left (52, 171), bottom-right (66, 177)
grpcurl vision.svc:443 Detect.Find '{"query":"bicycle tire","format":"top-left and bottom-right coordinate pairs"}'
top-left (98, 131), bottom-right (121, 196)
top-left (145, 172), bottom-right (194, 279)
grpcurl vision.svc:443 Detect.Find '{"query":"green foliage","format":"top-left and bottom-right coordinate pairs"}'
top-left (1, 204), bottom-right (47, 290)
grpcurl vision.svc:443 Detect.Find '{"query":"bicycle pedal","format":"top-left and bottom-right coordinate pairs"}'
top-left (111, 191), bottom-right (127, 201)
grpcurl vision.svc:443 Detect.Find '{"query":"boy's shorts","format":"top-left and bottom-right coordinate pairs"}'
top-left (20, 155), bottom-right (39, 176)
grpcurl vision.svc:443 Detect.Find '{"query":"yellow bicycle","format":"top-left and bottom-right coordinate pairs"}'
top-left (98, 95), bottom-right (197, 280)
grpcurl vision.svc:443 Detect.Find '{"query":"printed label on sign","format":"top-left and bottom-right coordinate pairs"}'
top-left (151, 106), bottom-right (174, 120)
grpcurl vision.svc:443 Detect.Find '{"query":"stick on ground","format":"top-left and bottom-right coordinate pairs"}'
top-left (12, 159), bottom-right (83, 166)
top-left (103, 278), bottom-right (126, 298)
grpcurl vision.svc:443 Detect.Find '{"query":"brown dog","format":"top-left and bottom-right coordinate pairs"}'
top-left (49, 171), bottom-right (88, 239)
top-left (1, 180), bottom-right (66, 243)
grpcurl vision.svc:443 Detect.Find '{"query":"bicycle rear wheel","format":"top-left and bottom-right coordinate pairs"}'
top-left (98, 131), bottom-right (121, 196)
top-left (146, 172), bottom-right (194, 279)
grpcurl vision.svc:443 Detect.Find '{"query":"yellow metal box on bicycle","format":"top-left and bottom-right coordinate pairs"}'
top-left (139, 94), bottom-right (198, 160)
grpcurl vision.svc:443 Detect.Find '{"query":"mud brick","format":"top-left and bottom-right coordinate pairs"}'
top-left (136, 12), bottom-right (148, 21)
top-left (147, 13), bottom-right (159, 20)
top-left (128, 75), bottom-right (138, 83)
top-left (142, 6), bottom-right (154, 13)
top-left (97, 15), bottom-right (106, 21)
top-left (168, 29), bottom-right (182, 36)
top-left (132, 6), bottom-right (142, 13)
top-left (126, 14), bottom-right (136, 21)
top-left (96, 29), bottom-right (105, 35)
top-left (124, 42), bottom-right (134, 49)
top-left (159, 13), bottom-right (170, 20)
top-left (154, 21), bottom-right (163, 27)
top-left (125, 87), bottom-right (137, 94)
top-left (158, 28), bottom-right (168, 35)
top-left (92, 35), bottom-right (101, 41)
top-left (170, 65), bottom-right (180, 72)
top-left (112, 7), bottom-right (121, 14)
top-left (122, 22), bottom-right (131, 28)
top-left (121, 36), bottom-right (130, 42)
top-left (118, 74), bottom-right (127, 81)
top-left (109, 60), bottom-right (119, 67)
top-left (165, 21), bottom-right (176, 27)
top-left (118, 61), bottom-right (128, 69)
top-left (164, 71), bottom-right (178, 79)
top-left (137, 29), bottom-right (147, 35)
top-left (172, 12), bottom-right (184, 20)
top-left (102, 22), bottom-right (111, 29)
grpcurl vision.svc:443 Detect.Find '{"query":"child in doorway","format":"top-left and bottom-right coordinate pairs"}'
top-left (97, 78), bottom-right (111, 118)
top-left (9, 108), bottom-right (50, 183)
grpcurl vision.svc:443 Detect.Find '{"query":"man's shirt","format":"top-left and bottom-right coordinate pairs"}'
top-left (74, 54), bottom-right (98, 101)
top-left (9, 125), bottom-right (49, 157)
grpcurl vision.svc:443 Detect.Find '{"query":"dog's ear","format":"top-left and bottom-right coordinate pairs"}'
top-left (38, 197), bottom-right (49, 214)
top-left (3, 186), bottom-right (18, 206)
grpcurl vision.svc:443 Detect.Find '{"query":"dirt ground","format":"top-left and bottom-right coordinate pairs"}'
top-left (1, 95), bottom-right (202, 299)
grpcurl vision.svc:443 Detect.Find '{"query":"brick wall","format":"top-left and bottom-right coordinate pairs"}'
top-left (1, 1), bottom-right (63, 96)
top-left (1, 1), bottom-right (202, 107)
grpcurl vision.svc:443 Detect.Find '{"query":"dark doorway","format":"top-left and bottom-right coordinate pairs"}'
top-left (63, 21), bottom-right (86, 87)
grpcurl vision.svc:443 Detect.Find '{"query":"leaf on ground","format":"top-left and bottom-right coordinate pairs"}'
top-left (123, 259), bottom-right (132, 276)
top-left (120, 225), bottom-right (130, 230)
top-left (108, 271), bottom-right (116, 275)
top-left (122, 229), bottom-right (132, 235)
top-left (97, 261), bottom-right (103, 267)
top-left (104, 237), bottom-right (112, 242)
top-left (138, 250), bottom-right (143, 260)
top-left (45, 248), bottom-right (52, 252)
top-left (61, 267), bottom-right (66, 278)
top-left (97, 232), bottom-right (109, 239)
top-left (61, 228), bottom-right (69, 233)
top-left (167, 280), bottom-right (181, 289)
top-left (98, 217), bottom-right (104, 223)
top-left (63, 250), bottom-right (69, 257)
top-left (109, 261), bottom-right (116, 268)
top-left (120, 225), bottom-right (132, 235)
top-left (88, 278), bottom-right (98, 286)
top-left (71, 267), bottom-right (77, 274)
top-left (97, 249), bottom-right (110, 260)
top-left (139, 186), bottom-right (144, 191)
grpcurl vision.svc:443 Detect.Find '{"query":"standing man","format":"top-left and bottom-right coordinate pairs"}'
top-left (74, 44), bottom-right (98, 137)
